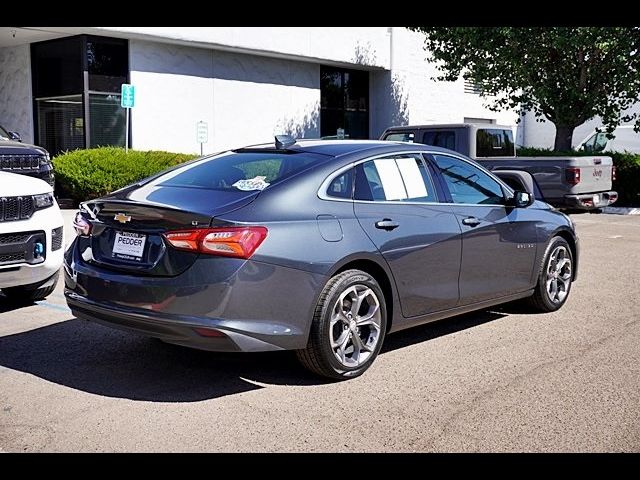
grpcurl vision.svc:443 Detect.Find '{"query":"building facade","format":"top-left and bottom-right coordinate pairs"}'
top-left (0, 27), bottom-right (519, 156)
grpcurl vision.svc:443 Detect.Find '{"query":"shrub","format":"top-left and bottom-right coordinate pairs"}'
top-left (517, 146), bottom-right (640, 206)
top-left (53, 147), bottom-right (198, 203)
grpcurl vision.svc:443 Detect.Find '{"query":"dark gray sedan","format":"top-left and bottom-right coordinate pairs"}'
top-left (64, 138), bottom-right (578, 380)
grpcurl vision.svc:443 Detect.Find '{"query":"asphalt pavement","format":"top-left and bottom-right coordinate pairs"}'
top-left (0, 212), bottom-right (638, 452)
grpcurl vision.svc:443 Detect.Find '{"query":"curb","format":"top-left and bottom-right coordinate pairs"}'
top-left (602, 206), bottom-right (640, 215)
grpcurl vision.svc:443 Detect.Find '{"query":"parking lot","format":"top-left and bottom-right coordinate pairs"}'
top-left (0, 212), bottom-right (639, 452)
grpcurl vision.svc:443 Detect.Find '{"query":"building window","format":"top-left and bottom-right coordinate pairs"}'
top-left (32, 35), bottom-right (129, 156)
top-left (320, 66), bottom-right (369, 139)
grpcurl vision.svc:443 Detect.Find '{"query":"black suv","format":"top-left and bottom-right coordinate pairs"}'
top-left (0, 124), bottom-right (54, 189)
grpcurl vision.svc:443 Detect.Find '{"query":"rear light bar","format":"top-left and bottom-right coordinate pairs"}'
top-left (565, 167), bottom-right (581, 185)
top-left (612, 165), bottom-right (617, 181)
top-left (193, 327), bottom-right (227, 338)
top-left (163, 226), bottom-right (268, 259)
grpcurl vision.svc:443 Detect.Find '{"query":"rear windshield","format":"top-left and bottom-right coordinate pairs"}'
top-left (156, 151), bottom-right (328, 192)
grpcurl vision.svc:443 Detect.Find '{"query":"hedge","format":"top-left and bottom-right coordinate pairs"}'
top-left (53, 147), bottom-right (198, 203)
top-left (517, 147), bottom-right (640, 206)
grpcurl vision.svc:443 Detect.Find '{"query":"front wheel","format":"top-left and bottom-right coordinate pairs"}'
top-left (297, 269), bottom-right (387, 380)
top-left (527, 237), bottom-right (574, 312)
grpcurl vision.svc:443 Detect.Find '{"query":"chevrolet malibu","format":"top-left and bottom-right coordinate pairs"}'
top-left (64, 138), bottom-right (578, 380)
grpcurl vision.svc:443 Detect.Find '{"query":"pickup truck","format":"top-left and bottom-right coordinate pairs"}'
top-left (380, 123), bottom-right (617, 210)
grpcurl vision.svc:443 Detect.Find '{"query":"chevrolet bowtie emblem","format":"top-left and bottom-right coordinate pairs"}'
top-left (114, 213), bottom-right (131, 224)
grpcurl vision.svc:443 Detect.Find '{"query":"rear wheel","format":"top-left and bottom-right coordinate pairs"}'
top-left (297, 269), bottom-right (387, 380)
top-left (2, 271), bottom-right (59, 302)
top-left (527, 237), bottom-right (573, 312)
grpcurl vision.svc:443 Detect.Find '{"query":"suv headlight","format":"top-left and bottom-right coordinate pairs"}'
top-left (33, 192), bottom-right (54, 209)
top-left (39, 153), bottom-right (51, 166)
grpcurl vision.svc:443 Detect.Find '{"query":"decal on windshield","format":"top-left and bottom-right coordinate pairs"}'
top-left (233, 176), bottom-right (270, 191)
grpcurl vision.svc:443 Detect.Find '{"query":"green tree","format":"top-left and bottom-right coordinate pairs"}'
top-left (410, 27), bottom-right (640, 151)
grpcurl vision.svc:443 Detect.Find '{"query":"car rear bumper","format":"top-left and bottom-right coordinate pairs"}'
top-left (63, 240), bottom-right (326, 352)
top-left (66, 291), bottom-right (297, 352)
top-left (563, 191), bottom-right (617, 210)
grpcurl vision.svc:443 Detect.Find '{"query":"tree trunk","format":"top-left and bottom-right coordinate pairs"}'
top-left (554, 125), bottom-right (575, 151)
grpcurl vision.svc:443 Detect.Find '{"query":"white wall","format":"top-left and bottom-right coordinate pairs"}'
top-left (521, 104), bottom-right (640, 149)
top-left (93, 27), bottom-right (391, 70)
top-left (130, 40), bottom-right (320, 153)
top-left (0, 44), bottom-right (33, 144)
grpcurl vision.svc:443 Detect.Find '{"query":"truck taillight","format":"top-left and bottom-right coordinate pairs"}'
top-left (164, 226), bottom-right (268, 259)
top-left (565, 167), bottom-right (581, 185)
top-left (612, 165), bottom-right (617, 181)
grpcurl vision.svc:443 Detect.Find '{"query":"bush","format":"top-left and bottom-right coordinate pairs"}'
top-left (517, 146), bottom-right (640, 206)
top-left (53, 147), bottom-right (198, 203)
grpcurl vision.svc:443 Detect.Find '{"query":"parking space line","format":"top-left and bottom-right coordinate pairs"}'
top-left (35, 301), bottom-right (72, 313)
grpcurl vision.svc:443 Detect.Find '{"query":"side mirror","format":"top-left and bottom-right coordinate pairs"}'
top-left (9, 131), bottom-right (21, 142)
top-left (513, 190), bottom-right (533, 208)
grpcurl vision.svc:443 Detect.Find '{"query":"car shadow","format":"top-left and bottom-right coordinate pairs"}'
top-left (0, 309), bottom-right (508, 403)
top-left (0, 296), bottom-right (35, 314)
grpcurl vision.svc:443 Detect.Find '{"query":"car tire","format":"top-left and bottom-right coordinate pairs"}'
top-left (2, 271), bottom-right (59, 302)
top-left (527, 236), bottom-right (574, 312)
top-left (296, 269), bottom-right (387, 380)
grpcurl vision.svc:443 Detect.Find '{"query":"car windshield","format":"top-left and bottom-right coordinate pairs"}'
top-left (0, 125), bottom-right (10, 140)
top-left (155, 151), bottom-right (329, 192)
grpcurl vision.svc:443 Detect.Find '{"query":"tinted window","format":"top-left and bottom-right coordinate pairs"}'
top-left (158, 152), bottom-right (327, 191)
top-left (423, 130), bottom-right (455, 150)
top-left (326, 170), bottom-right (354, 199)
top-left (593, 132), bottom-right (608, 152)
top-left (432, 154), bottom-right (504, 205)
top-left (354, 155), bottom-right (438, 202)
top-left (87, 37), bottom-right (128, 92)
top-left (581, 133), bottom-right (597, 151)
top-left (476, 129), bottom-right (515, 157)
top-left (384, 132), bottom-right (415, 143)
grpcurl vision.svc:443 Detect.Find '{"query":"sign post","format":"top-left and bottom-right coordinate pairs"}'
top-left (121, 84), bottom-right (135, 153)
top-left (196, 121), bottom-right (208, 156)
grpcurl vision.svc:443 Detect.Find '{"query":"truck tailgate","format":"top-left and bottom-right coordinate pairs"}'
top-left (478, 155), bottom-right (613, 200)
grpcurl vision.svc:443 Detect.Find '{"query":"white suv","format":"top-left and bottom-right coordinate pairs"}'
top-left (1, 171), bottom-right (64, 301)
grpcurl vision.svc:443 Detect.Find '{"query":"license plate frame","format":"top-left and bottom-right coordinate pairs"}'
top-left (112, 231), bottom-right (147, 261)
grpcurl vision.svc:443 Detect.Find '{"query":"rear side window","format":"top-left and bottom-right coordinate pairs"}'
top-left (157, 151), bottom-right (327, 191)
top-left (476, 129), bottom-right (515, 157)
top-left (354, 155), bottom-right (438, 202)
top-left (423, 130), bottom-right (455, 150)
top-left (326, 169), bottom-right (353, 199)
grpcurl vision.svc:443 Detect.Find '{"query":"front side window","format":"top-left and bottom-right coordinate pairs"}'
top-left (431, 154), bottom-right (504, 205)
top-left (476, 129), bottom-right (515, 157)
top-left (354, 155), bottom-right (438, 202)
top-left (593, 132), bottom-right (608, 152)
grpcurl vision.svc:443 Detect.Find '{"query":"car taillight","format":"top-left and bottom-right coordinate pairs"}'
top-left (164, 226), bottom-right (268, 259)
top-left (612, 165), bottom-right (617, 181)
top-left (565, 167), bottom-right (581, 185)
top-left (73, 212), bottom-right (92, 236)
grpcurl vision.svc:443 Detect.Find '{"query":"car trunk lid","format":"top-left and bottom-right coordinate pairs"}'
top-left (81, 186), bottom-right (258, 276)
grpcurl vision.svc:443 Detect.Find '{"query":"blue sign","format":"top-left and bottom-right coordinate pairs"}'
top-left (121, 84), bottom-right (135, 108)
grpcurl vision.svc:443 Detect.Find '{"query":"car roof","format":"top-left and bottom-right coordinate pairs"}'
top-left (384, 123), bottom-right (513, 130)
top-left (238, 139), bottom-right (458, 157)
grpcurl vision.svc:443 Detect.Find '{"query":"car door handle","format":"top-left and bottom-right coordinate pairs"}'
top-left (462, 216), bottom-right (481, 227)
top-left (375, 219), bottom-right (399, 231)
